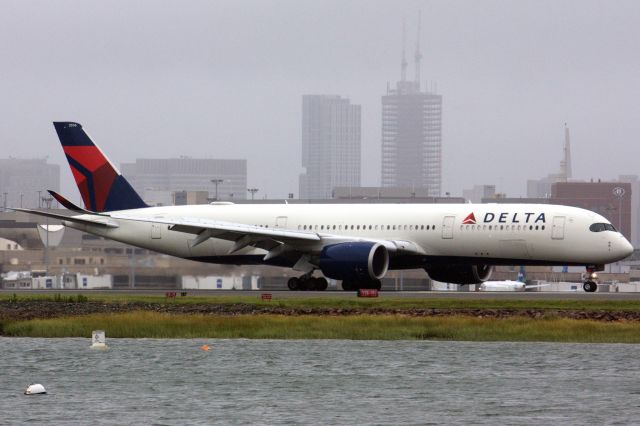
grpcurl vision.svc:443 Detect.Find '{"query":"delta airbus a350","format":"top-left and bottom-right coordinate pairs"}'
top-left (16, 122), bottom-right (633, 292)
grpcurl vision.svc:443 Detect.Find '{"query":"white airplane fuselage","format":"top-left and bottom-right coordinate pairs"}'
top-left (63, 203), bottom-right (633, 269)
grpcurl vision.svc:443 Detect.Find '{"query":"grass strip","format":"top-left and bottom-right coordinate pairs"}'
top-left (2, 293), bottom-right (640, 312)
top-left (4, 311), bottom-right (640, 343)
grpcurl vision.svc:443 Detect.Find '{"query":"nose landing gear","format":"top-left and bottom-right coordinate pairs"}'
top-left (582, 268), bottom-right (599, 293)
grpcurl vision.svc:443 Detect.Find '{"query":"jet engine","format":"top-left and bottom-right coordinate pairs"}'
top-left (425, 264), bottom-right (494, 284)
top-left (319, 242), bottom-right (389, 281)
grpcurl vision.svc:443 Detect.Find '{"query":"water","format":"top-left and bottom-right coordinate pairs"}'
top-left (1, 338), bottom-right (639, 425)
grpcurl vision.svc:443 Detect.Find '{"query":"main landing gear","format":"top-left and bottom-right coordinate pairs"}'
top-left (582, 268), bottom-right (598, 293)
top-left (287, 274), bottom-right (328, 291)
top-left (341, 279), bottom-right (382, 291)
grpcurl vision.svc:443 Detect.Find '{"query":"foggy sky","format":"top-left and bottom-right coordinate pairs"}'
top-left (1, 0), bottom-right (639, 204)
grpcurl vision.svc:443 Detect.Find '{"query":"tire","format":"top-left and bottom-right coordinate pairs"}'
top-left (287, 277), bottom-right (300, 291)
top-left (583, 281), bottom-right (597, 293)
top-left (372, 280), bottom-right (382, 291)
top-left (341, 280), bottom-right (354, 291)
top-left (316, 277), bottom-right (328, 291)
top-left (306, 278), bottom-right (318, 291)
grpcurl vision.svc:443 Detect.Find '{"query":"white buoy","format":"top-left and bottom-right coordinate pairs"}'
top-left (90, 330), bottom-right (108, 350)
top-left (24, 384), bottom-right (46, 395)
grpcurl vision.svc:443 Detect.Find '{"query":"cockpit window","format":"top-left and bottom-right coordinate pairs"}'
top-left (589, 223), bottom-right (617, 232)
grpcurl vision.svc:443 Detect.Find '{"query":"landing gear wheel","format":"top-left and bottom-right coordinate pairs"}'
top-left (341, 280), bottom-right (355, 291)
top-left (583, 281), bottom-right (597, 293)
top-left (372, 280), bottom-right (382, 291)
top-left (287, 277), bottom-right (300, 291)
top-left (305, 277), bottom-right (318, 291)
top-left (315, 277), bottom-right (328, 291)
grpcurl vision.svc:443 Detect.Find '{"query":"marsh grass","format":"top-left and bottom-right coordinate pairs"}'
top-left (4, 311), bottom-right (640, 343)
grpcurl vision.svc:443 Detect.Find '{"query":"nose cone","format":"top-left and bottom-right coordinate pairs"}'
top-left (615, 236), bottom-right (634, 260)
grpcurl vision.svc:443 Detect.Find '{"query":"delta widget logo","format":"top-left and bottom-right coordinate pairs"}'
top-left (462, 213), bottom-right (476, 224)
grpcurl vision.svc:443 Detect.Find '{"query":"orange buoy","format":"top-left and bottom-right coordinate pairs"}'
top-left (200, 345), bottom-right (210, 351)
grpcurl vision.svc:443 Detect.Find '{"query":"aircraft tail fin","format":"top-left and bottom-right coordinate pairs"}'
top-left (53, 122), bottom-right (148, 212)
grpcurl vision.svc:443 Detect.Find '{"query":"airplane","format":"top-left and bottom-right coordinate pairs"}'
top-left (14, 122), bottom-right (634, 292)
top-left (478, 280), bottom-right (550, 292)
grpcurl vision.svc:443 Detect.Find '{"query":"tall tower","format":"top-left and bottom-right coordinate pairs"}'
top-left (559, 123), bottom-right (572, 181)
top-left (381, 13), bottom-right (442, 195)
top-left (299, 95), bottom-right (361, 199)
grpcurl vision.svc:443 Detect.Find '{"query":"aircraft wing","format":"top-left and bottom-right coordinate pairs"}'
top-left (109, 212), bottom-right (321, 255)
top-left (108, 212), bottom-right (425, 256)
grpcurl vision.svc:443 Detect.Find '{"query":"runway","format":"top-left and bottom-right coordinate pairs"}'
top-left (3, 288), bottom-right (640, 301)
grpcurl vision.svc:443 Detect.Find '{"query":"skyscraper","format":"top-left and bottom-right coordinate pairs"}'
top-left (299, 95), bottom-right (361, 199)
top-left (381, 14), bottom-right (442, 196)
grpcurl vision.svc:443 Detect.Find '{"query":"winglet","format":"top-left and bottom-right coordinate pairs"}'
top-left (48, 190), bottom-right (94, 214)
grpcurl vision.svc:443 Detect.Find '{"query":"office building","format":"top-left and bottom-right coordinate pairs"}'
top-left (553, 181), bottom-right (632, 242)
top-left (120, 157), bottom-right (247, 205)
top-left (0, 158), bottom-right (60, 209)
top-left (299, 95), bottom-right (361, 199)
top-left (381, 15), bottom-right (442, 196)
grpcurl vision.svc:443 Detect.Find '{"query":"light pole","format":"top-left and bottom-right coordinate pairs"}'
top-left (20, 193), bottom-right (23, 208)
top-left (37, 190), bottom-right (42, 208)
top-left (2, 192), bottom-right (6, 211)
top-left (247, 188), bottom-right (259, 201)
top-left (42, 196), bottom-right (53, 276)
top-left (211, 179), bottom-right (224, 201)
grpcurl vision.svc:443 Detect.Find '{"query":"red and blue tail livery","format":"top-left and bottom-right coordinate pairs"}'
top-left (53, 122), bottom-right (148, 212)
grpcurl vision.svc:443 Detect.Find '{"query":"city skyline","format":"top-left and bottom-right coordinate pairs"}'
top-left (1, 1), bottom-right (638, 204)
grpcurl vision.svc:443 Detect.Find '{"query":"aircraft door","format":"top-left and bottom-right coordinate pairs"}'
top-left (442, 215), bottom-right (455, 239)
top-left (151, 224), bottom-right (162, 239)
top-left (275, 216), bottom-right (288, 229)
top-left (551, 216), bottom-right (565, 240)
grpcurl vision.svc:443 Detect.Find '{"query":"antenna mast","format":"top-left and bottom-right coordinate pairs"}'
top-left (401, 18), bottom-right (408, 81)
top-left (414, 10), bottom-right (422, 87)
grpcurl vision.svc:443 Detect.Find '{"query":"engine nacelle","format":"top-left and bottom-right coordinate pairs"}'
top-left (425, 264), bottom-right (494, 285)
top-left (319, 242), bottom-right (389, 281)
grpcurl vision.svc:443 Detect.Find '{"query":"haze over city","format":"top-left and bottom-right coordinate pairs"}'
top-left (1, 0), bottom-right (639, 203)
